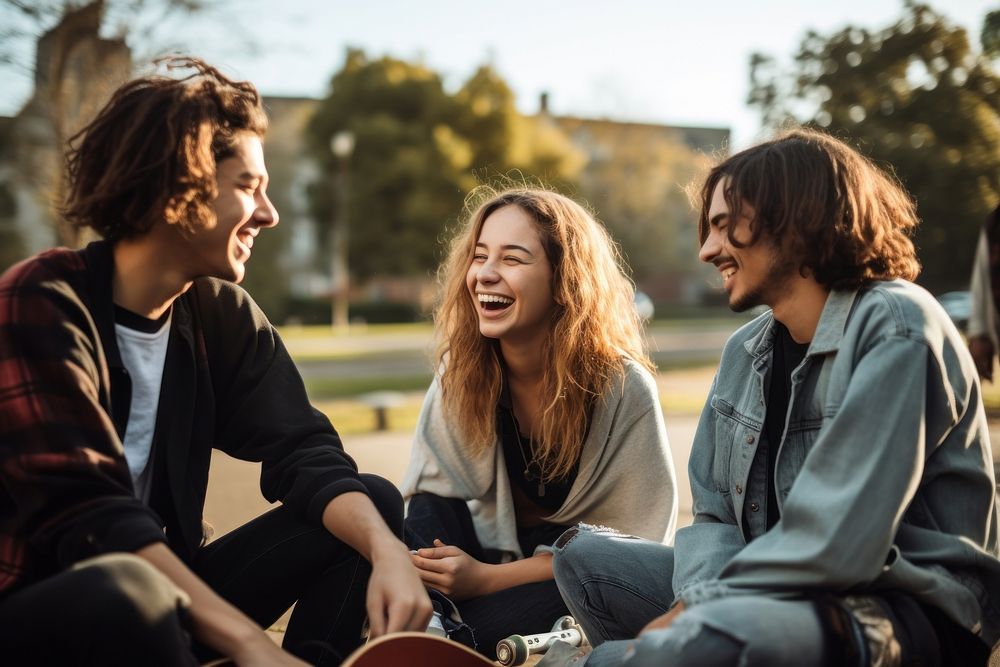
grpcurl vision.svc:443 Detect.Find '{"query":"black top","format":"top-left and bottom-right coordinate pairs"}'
top-left (114, 304), bottom-right (171, 333)
top-left (496, 375), bottom-right (579, 513)
top-left (762, 321), bottom-right (809, 530)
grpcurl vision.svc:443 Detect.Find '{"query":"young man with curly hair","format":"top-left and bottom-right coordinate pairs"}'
top-left (0, 58), bottom-right (430, 666)
top-left (547, 129), bottom-right (1000, 666)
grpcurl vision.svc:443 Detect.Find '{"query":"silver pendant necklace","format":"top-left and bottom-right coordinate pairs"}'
top-left (511, 413), bottom-right (545, 497)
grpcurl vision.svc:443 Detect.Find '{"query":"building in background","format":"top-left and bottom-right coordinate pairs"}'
top-left (260, 92), bottom-right (729, 321)
top-left (0, 16), bottom-right (729, 322)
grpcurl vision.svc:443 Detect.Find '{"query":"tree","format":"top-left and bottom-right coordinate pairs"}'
top-left (1, 1), bottom-right (221, 251)
top-left (307, 50), bottom-right (471, 282)
top-left (749, 2), bottom-right (1000, 291)
top-left (573, 125), bottom-right (711, 283)
top-left (452, 65), bottom-right (583, 188)
top-left (307, 51), bottom-right (583, 284)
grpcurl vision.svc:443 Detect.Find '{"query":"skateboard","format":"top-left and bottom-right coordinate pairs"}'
top-left (341, 632), bottom-right (494, 667)
top-left (496, 615), bottom-right (587, 666)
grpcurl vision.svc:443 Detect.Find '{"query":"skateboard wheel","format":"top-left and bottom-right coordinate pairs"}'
top-left (552, 615), bottom-right (577, 632)
top-left (496, 635), bottom-right (528, 666)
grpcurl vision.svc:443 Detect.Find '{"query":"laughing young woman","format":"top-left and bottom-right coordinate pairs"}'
top-left (401, 187), bottom-right (678, 658)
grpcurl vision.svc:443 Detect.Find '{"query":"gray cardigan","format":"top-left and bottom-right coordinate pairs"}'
top-left (402, 358), bottom-right (677, 560)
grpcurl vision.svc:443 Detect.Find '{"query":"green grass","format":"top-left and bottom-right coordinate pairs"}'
top-left (314, 398), bottom-right (424, 435)
top-left (290, 347), bottom-right (433, 363)
top-left (982, 378), bottom-right (1000, 414)
top-left (304, 373), bottom-right (434, 399)
top-left (278, 322), bottom-right (432, 340)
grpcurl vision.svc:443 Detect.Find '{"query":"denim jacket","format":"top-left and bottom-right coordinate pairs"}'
top-left (673, 279), bottom-right (1000, 643)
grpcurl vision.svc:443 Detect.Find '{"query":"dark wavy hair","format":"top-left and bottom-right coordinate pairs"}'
top-left (63, 56), bottom-right (268, 241)
top-left (697, 128), bottom-right (921, 290)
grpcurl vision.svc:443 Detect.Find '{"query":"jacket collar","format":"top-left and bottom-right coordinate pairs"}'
top-left (743, 287), bottom-right (861, 359)
top-left (808, 288), bottom-right (860, 355)
top-left (80, 239), bottom-right (122, 368)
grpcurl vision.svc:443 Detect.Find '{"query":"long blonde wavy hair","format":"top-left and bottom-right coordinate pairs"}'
top-left (435, 186), bottom-right (654, 481)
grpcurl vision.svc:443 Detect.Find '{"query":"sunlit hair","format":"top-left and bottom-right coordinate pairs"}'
top-left (435, 186), bottom-right (654, 481)
top-left (63, 56), bottom-right (268, 241)
top-left (697, 128), bottom-right (920, 290)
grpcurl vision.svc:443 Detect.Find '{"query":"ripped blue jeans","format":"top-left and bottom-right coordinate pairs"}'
top-left (552, 526), bottom-right (828, 667)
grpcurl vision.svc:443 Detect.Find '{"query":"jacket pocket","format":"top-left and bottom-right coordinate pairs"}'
top-left (709, 396), bottom-right (742, 492)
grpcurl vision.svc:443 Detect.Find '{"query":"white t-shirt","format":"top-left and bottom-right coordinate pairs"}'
top-left (114, 307), bottom-right (172, 504)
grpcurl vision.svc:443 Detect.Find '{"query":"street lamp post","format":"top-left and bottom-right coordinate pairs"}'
top-left (330, 130), bottom-right (355, 332)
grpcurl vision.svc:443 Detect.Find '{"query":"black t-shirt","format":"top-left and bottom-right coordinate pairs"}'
top-left (761, 321), bottom-right (809, 529)
top-left (496, 376), bottom-right (579, 513)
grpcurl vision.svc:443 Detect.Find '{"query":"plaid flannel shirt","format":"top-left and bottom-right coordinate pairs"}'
top-left (0, 241), bottom-right (367, 596)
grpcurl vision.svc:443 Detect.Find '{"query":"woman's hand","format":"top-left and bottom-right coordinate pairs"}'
top-left (410, 539), bottom-right (491, 601)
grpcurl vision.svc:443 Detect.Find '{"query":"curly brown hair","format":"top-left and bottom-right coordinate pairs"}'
top-left (435, 186), bottom-right (654, 481)
top-left (63, 56), bottom-right (268, 241)
top-left (697, 128), bottom-right (920, 290)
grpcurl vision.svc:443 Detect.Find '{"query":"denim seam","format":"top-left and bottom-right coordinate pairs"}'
top-left (580, 575), bottom-right (671, 614)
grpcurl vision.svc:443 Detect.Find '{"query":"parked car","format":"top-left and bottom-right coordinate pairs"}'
top-left (937, 290), bottom-right (971, 332)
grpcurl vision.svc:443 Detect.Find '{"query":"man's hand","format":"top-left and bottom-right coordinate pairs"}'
top-left (639, 601), bottom-right (686, 636)
top-left (411, 539), bottom-right (490, 601)
top-left (365, 538), bottom-right (434, 637)
top-left (321, 491), bottom-right (432, 638)
top-left (969, 335), bottom-right (995, 382)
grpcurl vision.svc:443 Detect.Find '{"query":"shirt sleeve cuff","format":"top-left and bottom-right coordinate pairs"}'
top-left (305, 477), bottom-right (371, 525)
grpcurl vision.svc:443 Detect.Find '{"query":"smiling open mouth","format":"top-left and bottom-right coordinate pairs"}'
top-left (478, 293), bottom-right (514, 312)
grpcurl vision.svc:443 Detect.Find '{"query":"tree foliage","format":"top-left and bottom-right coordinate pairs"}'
top-left (574, 127), bottom-right (711, 283)
top-left (749, 2), bottom-right (1000, 291)
top-left (1, 0), bottom-right (221, 252)
top-left (306, 50), bottom-right (583, 282)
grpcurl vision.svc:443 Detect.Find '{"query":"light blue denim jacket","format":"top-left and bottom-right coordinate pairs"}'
top-left (673, 279), bottom-right (1000, 643)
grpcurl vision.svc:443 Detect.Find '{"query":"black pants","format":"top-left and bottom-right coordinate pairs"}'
top-left (0, 473), bottom-right (402, 667)
top-left (404, 493), bottom-right (571, 660)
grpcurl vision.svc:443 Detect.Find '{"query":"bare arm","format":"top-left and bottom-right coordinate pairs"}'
top-left (321, 491), bottom-right (432, 636)
top-left (136, 543), bottom-right (306, 666)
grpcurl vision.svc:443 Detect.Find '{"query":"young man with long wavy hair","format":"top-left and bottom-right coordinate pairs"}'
top-left (547, 129), bottom-right (1000, 666)
top-left (0, 58), bottom-right (430, 666)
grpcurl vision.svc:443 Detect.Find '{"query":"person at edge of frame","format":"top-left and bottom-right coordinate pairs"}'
top-left (543, 128), bottom-right (1000, 667)
top-left (401, 186), bottom-right (677, 659)
top-left (967, 203), bottom-right (1000, 383)
top-left (0, 57), bottom-right (431, 667)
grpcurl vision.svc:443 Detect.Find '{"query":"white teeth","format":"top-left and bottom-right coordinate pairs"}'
top-left (478, 294), bottom-right (514, 305)
top-left (722, 268), bottom-right (735, 280)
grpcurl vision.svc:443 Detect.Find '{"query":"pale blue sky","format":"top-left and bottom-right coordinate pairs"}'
top-left (2, 0), bottom-right (996, 148)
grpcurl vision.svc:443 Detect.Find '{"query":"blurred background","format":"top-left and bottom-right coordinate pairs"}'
top-left (2, 0), bottom-right (999, 555)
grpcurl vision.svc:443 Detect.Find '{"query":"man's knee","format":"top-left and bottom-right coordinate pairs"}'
top-left (73, 553), bottom-right (190, 625)
top-left (631, 597), bottom-right (827, 667)
top-left (360, 473), bottom-right (404, 537)
top-left (630, 618), bottom-right (746, 667)
top-left (551, 524), bottom-right (627, 591)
